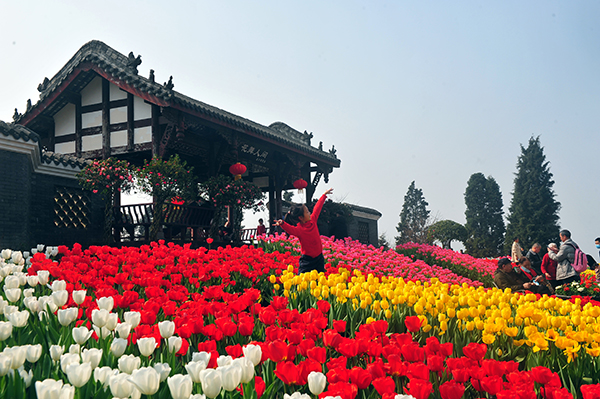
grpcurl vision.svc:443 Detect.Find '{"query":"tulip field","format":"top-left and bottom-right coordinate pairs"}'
top-left (2, 236), bottom-right (600, 399)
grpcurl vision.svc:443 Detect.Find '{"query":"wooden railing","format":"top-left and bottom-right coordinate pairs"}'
top-left (114, 203), bottom-right (215, 243)
top-left (239, 228), bottom-right (270, 243)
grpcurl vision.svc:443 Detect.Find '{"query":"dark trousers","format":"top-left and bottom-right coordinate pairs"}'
top-left (299, 253), bottom-right (325, 274)
top-left (556, 274), bottom-right (579, 286)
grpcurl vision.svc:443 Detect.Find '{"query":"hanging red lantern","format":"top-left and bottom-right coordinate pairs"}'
top-left (293, 178), bottom-right (308, 193)
top-left (229, 162), bottom-right (247, 181)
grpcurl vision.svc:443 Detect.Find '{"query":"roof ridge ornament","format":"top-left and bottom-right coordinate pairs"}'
top-left (13, 108), bottom-right (21, 122)
top-left (149, 69), bottom-right (155, 83)
top-left (164, 76), bottom-right (174, 91)
top-left (37, 77), bottom-right (50, 93)
top-left (126, 51), bottom-right (142, 74)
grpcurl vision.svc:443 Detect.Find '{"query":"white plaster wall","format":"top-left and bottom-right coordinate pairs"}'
top-left (134, 126), bottom-right (152, 144)
top-left (111, 130), bottom-right (128, 147)
top-left (82, 134), bottom-right (103, 151)
top-left (110, 107), bottom-right (127, 124)
top-left (81, 76), bottom-right (102, 106)
top-left (55, 141), bottom-right (75, 154)
top-left (54, 103), bottom-right (76, 136)
top-left (110, 82), bottom-right (127, 101)
top-left (82, 111), bottom-right (102, 128)
top-left (134, 96), bottom-right (152, 120)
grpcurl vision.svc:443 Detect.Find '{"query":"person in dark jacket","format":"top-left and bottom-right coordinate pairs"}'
top-left (494, 258), bottom-right (531, 292)
top-left (525, 243), bottom-right (543, 275)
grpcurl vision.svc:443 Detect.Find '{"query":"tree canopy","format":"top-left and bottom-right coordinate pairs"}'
top-left (395, 181), bottom-right (431, 245)
top-left (505, 136), bottom-right (561, 253)
top-left (464, 173), bottom-right (505, 257)
top-left (427, 220), bottom-right (467, 249)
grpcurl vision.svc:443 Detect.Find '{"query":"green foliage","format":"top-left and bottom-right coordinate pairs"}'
top-left (200, 175), bottom-right (265, 212)
top-left (505, 136), bottom-right (561, 253)
top-left (427, 220), bottom-right (467, 249)
top-left (378, 233), bottom-right (391, 250)
top-left (395, 181), bottom-right (431, 245)
top-left (464, 173), bottom-right (506, 257)
top-left (76, 157), bottom-right (134, 198)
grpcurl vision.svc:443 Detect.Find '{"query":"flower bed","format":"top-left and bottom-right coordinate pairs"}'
top-left (0, 241), bottom-right (599, 398)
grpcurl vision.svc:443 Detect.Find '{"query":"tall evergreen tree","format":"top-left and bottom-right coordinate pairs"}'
top-left (505, 136), bottom-right (561, 253)
top-left (395, 181), bottom-right (431, 245)
top-left (464, 173), bottom-right (505, 257)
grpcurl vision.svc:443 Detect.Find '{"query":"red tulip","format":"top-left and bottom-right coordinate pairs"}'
top-left (440, 381), bottom-right (465, 399)
top-left (462, 342), bottom-right (487, 362)
top-left (333, 320), bottom-right (347, 333)
top-left (274, 361), bottom-right (300, 385)
top-left (480, 375), bottom-right (503, 396)
top-left (372, 377), bottom-right (396, 395)
top-left (405, 316), bottom-right (423, 332)
top-left (254, 376), bottom-right (266, 398)
top-left (406, 379), bottom-right (433, 399)
top-left (349, 367), bottom-right (372, 390)
top-left (580, 384), bottom-right (600, 399)
top-left (530, 366), bottom-right (556, 385)
top-left (307, 346), bottom-right (327, 363)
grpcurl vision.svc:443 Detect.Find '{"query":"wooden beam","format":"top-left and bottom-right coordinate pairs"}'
top-left (151, 104), bottom-right (160, 157)
top-left (102, 78), bottom-right (110, 159)
top-left (75, 95), bottom-right (82, 157)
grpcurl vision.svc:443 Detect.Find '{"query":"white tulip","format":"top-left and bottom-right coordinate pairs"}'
top-left (118, 354), bottom-right (140, 374)
top-left (0, 321), bottom-right (13, 341)
top-left (3, 305), bottom-right (18, 316)
top-left (137, 337), bottom-right (157, 357)
top-left (185, 360), bottom-right (208, 383)
top-left (1, 249), bottom-right (11, 259)
top-left (51, 290), bottom-right (69, 307)
top-left (167, 336), bottom-right (182, 353)
top-left (23, 288), bottom-right (34, 297)
top-left (167, 374), bottom-right (193, 399)
top-left (93, 325), bottom-right (112, 339)
top-left (72, 326), bottom-right (93, 345)
top-left (81, 348), bottom-right (103, 369)
top-left (109, 372), bottom-right (135, 398)
top-left (36, 244), bottom-right (45, 252)
top-left (51, 280), bottom-right (67, 292)
top-left (284, 393), bottom-right (311, 399)
top-left (23, 297), bottom-right (39, 313)
top-left (94, 366), bottom-right (118, 388)
top-left (4, 287), bottom-right (21, 302)
top-left (66, 362), bottom-right (92, 387)
top-left (4, 275), bottom-right (19, 289)
top-left (49, 345), bottom-right (64, 362)
top-left (57, 308), bottom-right (79, 326)
top-left (232, 357), bottom-right (254, 384)
top-left (153, 362), bottom-right (171, 382)
top-left (35, 379), bottom-right (63, 399)
top-left (11, 251), bottom-right (23, 264)
top-left (69, 344), bottom-right (80, 354)
top-left (190, 395), bottom-right (207, 399)
top-left (123, 311), bottom-right (141, 328)
top-left (115, 322), bottom-right (132, 339)
top-left (0, 353), bottom-right (11, 376)
top-left (307, 371), bottom-right (327, 395)
top-left (105, 312), bottom-right (118, 331)
top-left (0, 298), bottom-right (7, 315)
top-left (128, 366), bottom-right (160, 395)
top-left (219, 362), bottom-right (242, 391)
top-left (216, 355), bottom-right (232, 367)
top-left (4, 346), bottom-right (27, 369)
top-left (19, 368), bottom-right (33, 387)
top-left (7, 310), bottom-right (29, 327)
top-left (91, 309), bottom-right (110, 328)
top-left (158, 320), bottom-right (175, 339)
top-left (200, 369), bottom-right (222, 399)
top-left (26, 344), bottom-right (43, 363)
top-left (60, 353), bottom-right (80, 374)
top-left (50, 247), bottom-right (59, 257)
top-left (192, 351), bottom-right (211, 364)
top-left (39, 297), bottom-right (58, 313)
top-left (110, 338), bottom-right (128, 358)
top-left (96, 296), bottom-right (114, 312)
top-left (242, 344), bottom-right (262, 366)
top-left (38, 310), bottom-right (48, 321)
top-left (72, 290), bottom-right (86, 305)
top-left (26, 275), bottom-right (39, 287)
top-left (37, 270), bottom-right (50, 285)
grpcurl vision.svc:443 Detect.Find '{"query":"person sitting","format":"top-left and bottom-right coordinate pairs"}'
top-left (494, 258), bottom-right (531, 293)
top-left (541, 243), bottom-right (559, 288)
top-left (256, 218), bottom-right (267, 236)
top-left (516, 257), bottom-right (553, 295)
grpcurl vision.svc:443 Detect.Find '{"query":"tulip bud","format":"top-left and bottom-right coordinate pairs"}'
top-left (97, 297), bottom-right (114, 312)
top-left (116, 322), bottom-right (132, 339)
top-left (111, 338), bottom-right (128, 358)
top-left (57, 308), bottom-right (78, 326)
top-left (7, 310), bottom-right (29, 327)
top-left (232, 357), bottom-right (254, 384)
top-left (124, 311), bottom-right (141, 328)
top-left (0, 321), bottom-right (13, 341)
top-left (4, 276), bottom-right (19, 289)
top-left (216, 355), bottom-right (232, 367)
top-left (1, 249), bottom-right (11, 260)
top-left (36, 270), bottom-right (50, 285)
top-left (284, 393), bottom-right (311, 399)
top-left (4, 345), bottom-right (27, 369)
top-left (242, 344), bottom-right (262, 366)
top-left (60, 353), bottom-right (80, 374)
top-left (19, 368), bottom-right (33, 388)
top-left (69, 344), bottom-right (80, 354)
top-left (72, 326), bottom-right (93, 345)
top-left (105, 312), bottom-right (119, 331)
top-left (219, 363), bottom-right (242, 391)
top-left (192, 351), bottom-right (211, 364)
top-left (93, 325), bottom-right (112, 339)
top-left (185, 360), bottom-right (207, 383)
top-left (199, 369), bottom-right (222, 399)
top-left (4, 288), bottom-right (21, 303)
top-left (118, 354), bottom-right (141, 374)
top-left (307, 371), bottom-right (327, 395)
top-left (49, 345), bottom-right (64, 362)
top-left (167, 374), bottom-right (193, 399)
top-left (158, 320), bottom-right (175, 339)
top-left (92, 309), bottom-right (110, 328)
top-left (72, 290), bottom-right (86, 305)
top-left (81, 348), bottom-right (103, 369)
top-left (23, 288), bottom-right (34, 298)
top-left (153, 362), bottom-right (171, 382)
top-left (26, 344), bottom-right (43, 363)
top-left (167, 336), bottom-right (182, 353)
top-left (0, 354), bottom-right (11, 377)
top-left (137, 337), bottom-right (157, 357)
top-left (27, 275), bottom-right (39, 287)
top-left (94, 366), bottom-right (118, 388)
top-left (50, 280), bottom-right (67, 292)
top-left (51, 290), bottom-right (69, 307)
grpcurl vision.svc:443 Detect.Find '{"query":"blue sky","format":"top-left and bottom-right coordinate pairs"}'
top-left (1, 1), bottom-right (599, 255)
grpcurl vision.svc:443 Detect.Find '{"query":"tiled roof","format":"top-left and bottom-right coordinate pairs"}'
top-left (346, 203), bottom-right (383, 217)
top-left (41, 151), bottom-right (91, 169)
top-left (0, 120), bottom-right (40, 143)
top-left (16, 40), bottom-right (340, 167)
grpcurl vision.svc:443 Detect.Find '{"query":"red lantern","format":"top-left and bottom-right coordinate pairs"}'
top-left (229, 162), bottom-right (247, 181)
top-left (293, 178), bottom-right (308, 193)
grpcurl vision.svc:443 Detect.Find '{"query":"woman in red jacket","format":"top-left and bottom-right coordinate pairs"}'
top-left (274, 188), bottom-right (333, 274)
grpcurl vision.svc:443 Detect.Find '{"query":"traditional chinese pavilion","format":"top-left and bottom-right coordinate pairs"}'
top-left (13, 40), bottom-right (340, 226)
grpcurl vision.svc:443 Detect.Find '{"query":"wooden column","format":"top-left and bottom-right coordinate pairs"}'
top-left (126, 93), bottom-right (134, 151)
top-left (268, 176), bottom-right (276, 230)
top-left (151, 104), bottom-right (160, 157)
top-left (102, 79), bottom-right (110, 159)
top-left (75, 97), bottom-right (82, 157)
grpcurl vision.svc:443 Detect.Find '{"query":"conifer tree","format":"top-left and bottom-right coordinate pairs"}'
top-left (464, 173), bottom-right (505, 257)
top-left (395, 181), bottom-right (431, 245)
top-left (505, 136), bottom-right (561, 253)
